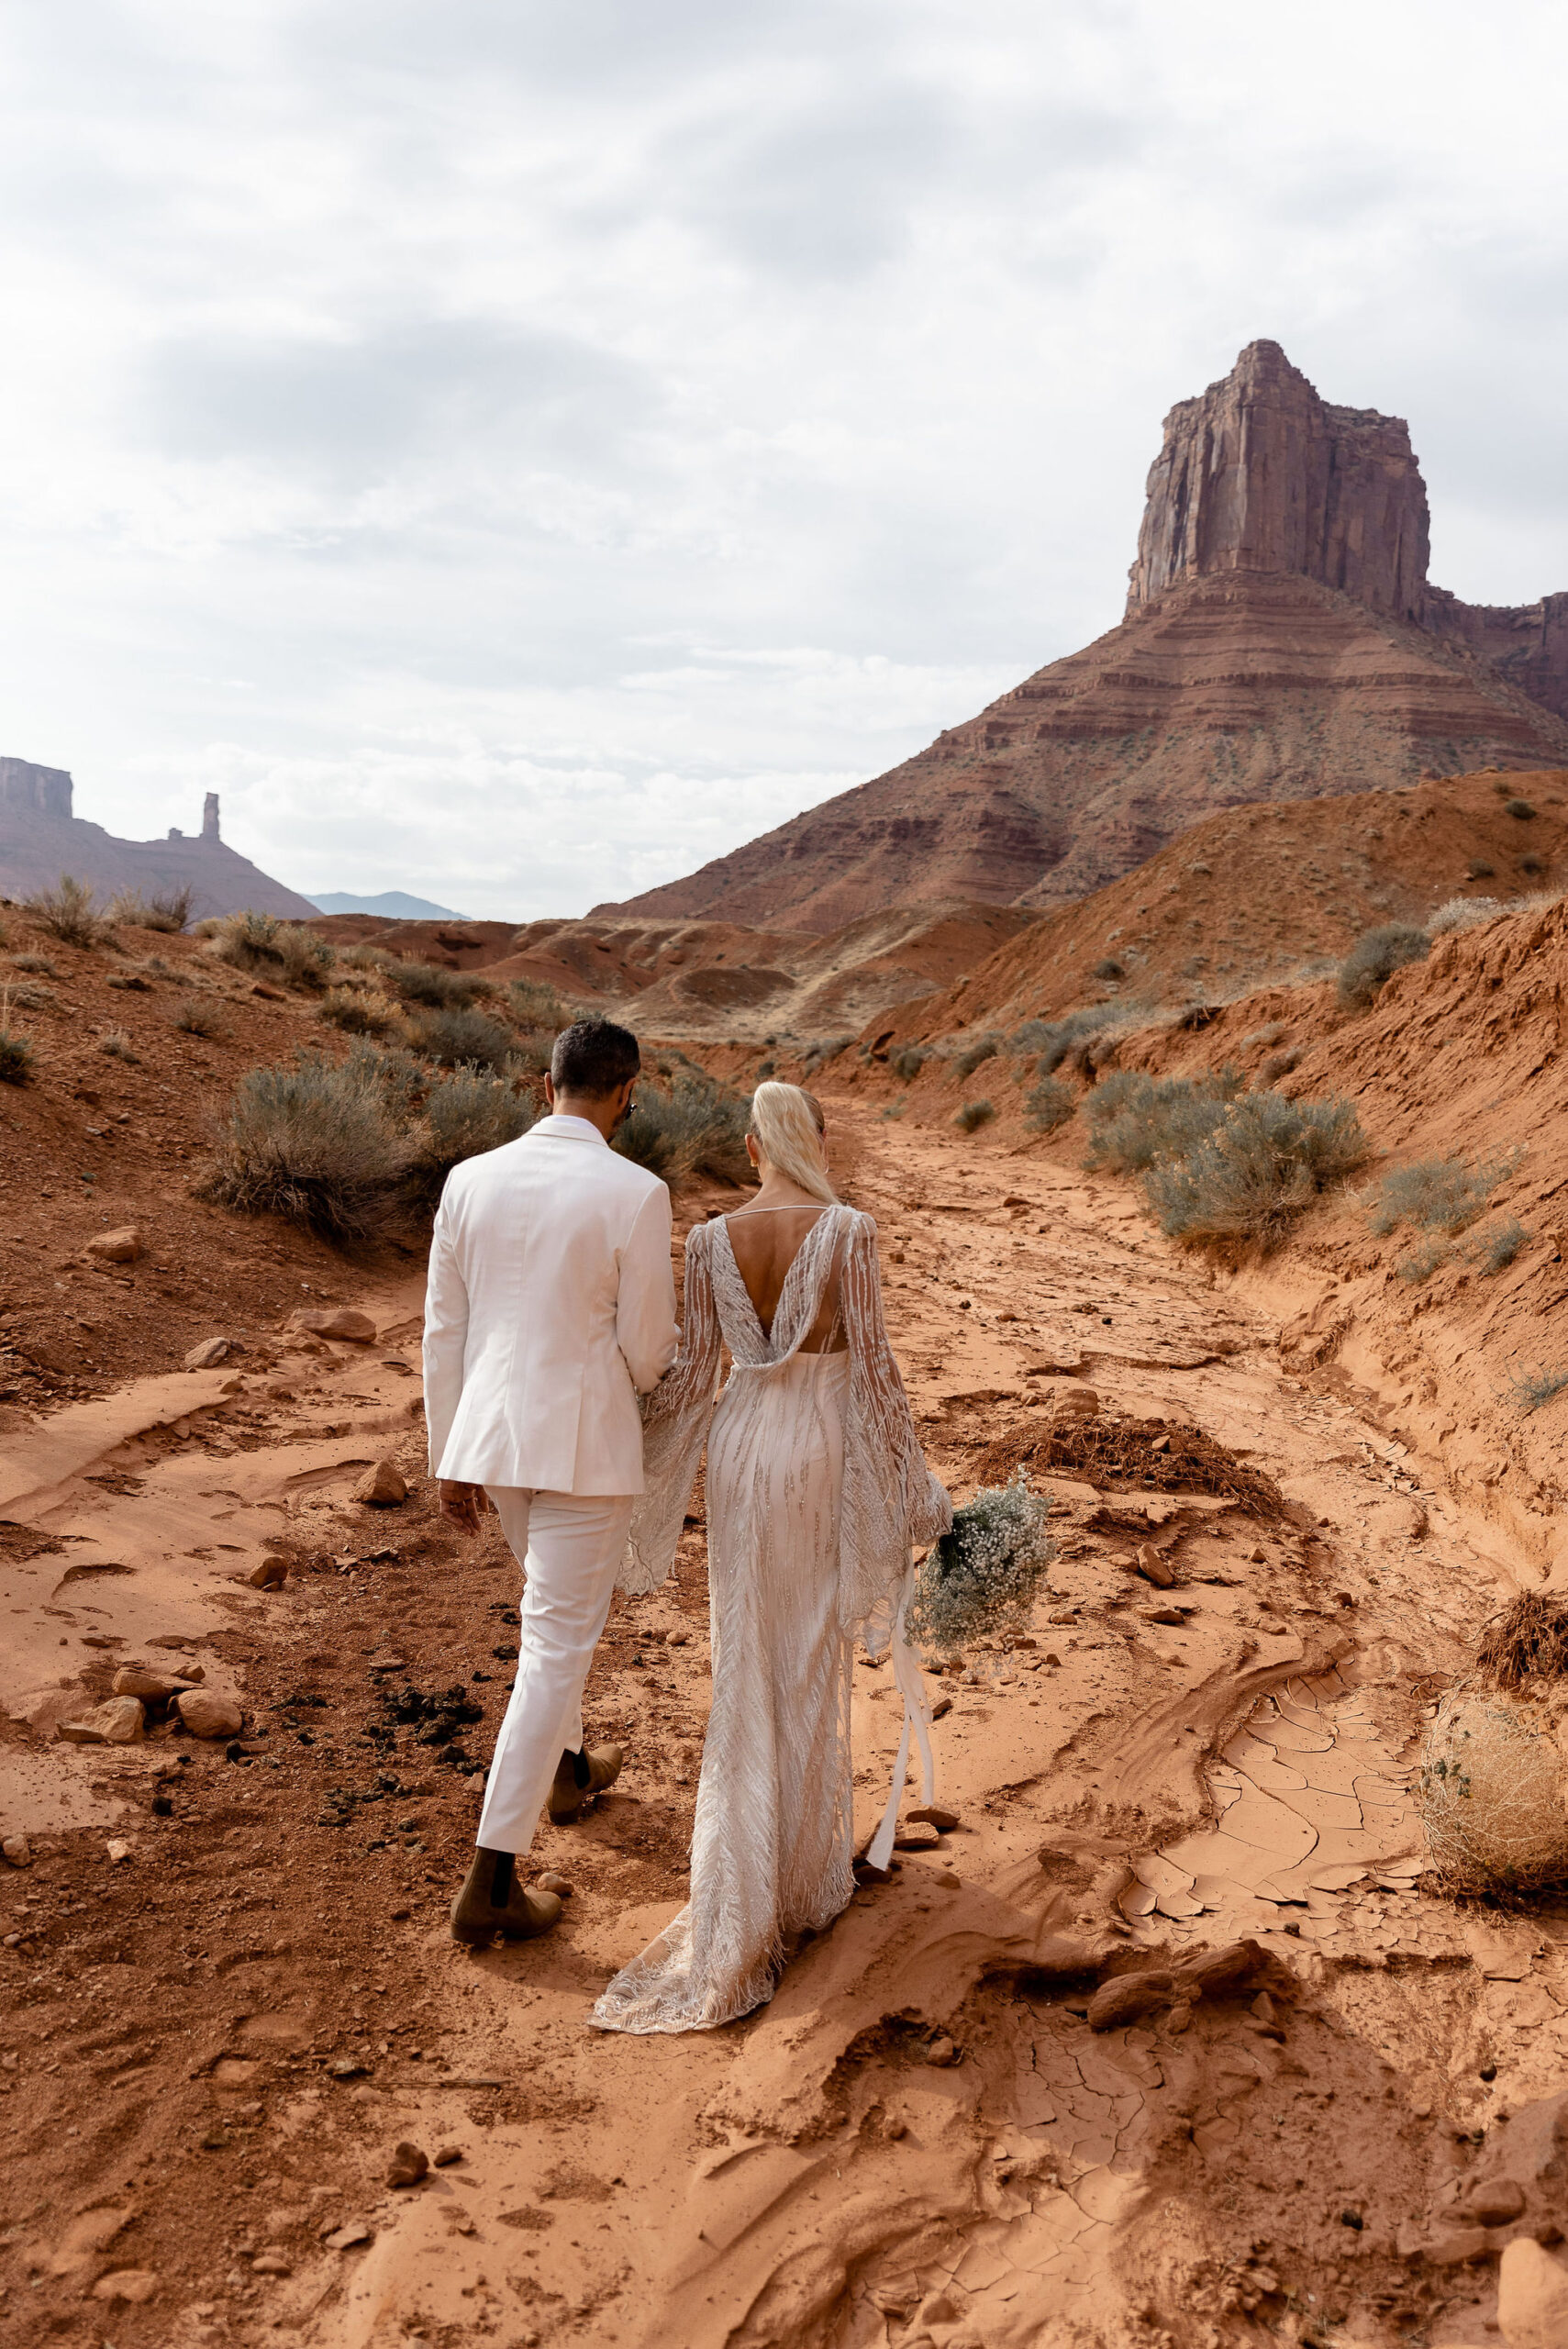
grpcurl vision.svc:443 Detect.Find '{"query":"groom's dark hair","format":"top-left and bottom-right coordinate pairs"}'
top-left (551, 1018), bottom-right (640, 1097)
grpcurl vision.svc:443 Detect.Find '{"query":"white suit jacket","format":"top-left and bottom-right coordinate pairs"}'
top-left (422, 1115), bottom-right (679, 1496)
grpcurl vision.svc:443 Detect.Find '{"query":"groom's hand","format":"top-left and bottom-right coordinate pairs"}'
top-left (439, 1479), bottom-right (489, 1536)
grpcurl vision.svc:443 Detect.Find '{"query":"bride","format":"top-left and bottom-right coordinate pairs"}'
top-left (592, 1082), bottom-right (951, 2036)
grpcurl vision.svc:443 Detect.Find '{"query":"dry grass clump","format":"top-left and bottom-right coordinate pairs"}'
top-left (1429, 895), bottom-right (1504, 938)
top-left (613, 1073), bottom-right (751, 1186)
top-left (10, 952), bottom-right (56, 974)
top-left (207, 910), bottom-right (335, 990)
top-left (0, 1025), bottom-right (35, 1084)
top-left (108, 885), bottom-right (195, 933)
top-left (1337, 922), bottom-right (1429, 1009)
top-left (172, 996), bottom-right (223, 1038)
top-left (410, 1069), bottom-right (537, 1205)
top-left (1369, 1151), bottom-right (1519, 1238)
top-left (26, 874), bottom-right (112, 947)
top-left (1143, 1092), bottom-right (1367, 1248)
top-left (953, 1097), bottom-right (995, 1134)
top-left (1419, 1690), bottom-right (1568, 1896)
top-left (98, 1028), bottom-right (137, 1062)
top-left (1476, 1217), bottom-right (1528, 1274)
top-left (1510, 1365), bottom-right (1568, 1414)
top-left (891, 1045), bottom-right (928, 1081)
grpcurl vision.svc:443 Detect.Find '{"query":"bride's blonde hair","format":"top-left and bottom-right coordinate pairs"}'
top-left (748, 1081), bottom-right (837, 1205)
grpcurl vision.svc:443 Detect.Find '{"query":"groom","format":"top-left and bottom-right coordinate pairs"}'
top-left (422, 1016), bottom-right (679, 1944)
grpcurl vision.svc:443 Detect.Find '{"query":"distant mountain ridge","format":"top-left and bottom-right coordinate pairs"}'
top-left (596, 342), bottom-right (1568, 933)
top-left (0, 759), bottom-right (316, 920)
top-left (309, 890), bottom-right (468, 919)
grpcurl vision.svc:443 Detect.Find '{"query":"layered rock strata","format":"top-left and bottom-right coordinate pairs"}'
top-left (603, 342), bottom-right (1568, 931)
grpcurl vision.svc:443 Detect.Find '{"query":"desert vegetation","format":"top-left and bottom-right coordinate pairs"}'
top-left (25, 873), bottom-right (111, 948)
top-left (611, 1070), bottom-right (751, 1186)
top-left (1367, 1150), bottom-right (1518, 1238)
top-left (953, 1097), bottom-right (995, 1133)
top-left (206, 909), bottom-right (335, 991)
top-left (1084, 1070), bottom-right (1366, 1249)
top-left (1336, 921), bottom-right (1429, 1008)
top-left (1024, 1074), bottom-right (1074, 1132)
top-left (107, 883), bottom-right (195, 933)
top-left (0, 1022), bottom-right (34, 1082)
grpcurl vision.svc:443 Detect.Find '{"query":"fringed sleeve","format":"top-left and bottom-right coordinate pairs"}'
top-left (839, 1210), bottom-right (952, 1642)
top-left (621, 1220), bottom-right (723, 1597)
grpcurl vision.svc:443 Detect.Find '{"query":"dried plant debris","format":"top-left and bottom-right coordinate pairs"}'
top-left (970, 1409), bottom-right (1290, 1520)
top-left (1473, 1595), bottom-right (1568, 1694)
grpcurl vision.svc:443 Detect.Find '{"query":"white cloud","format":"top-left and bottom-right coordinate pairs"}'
top-left (0, 0), bottom-right (1565, 915)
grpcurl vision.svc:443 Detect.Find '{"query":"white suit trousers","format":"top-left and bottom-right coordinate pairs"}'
top-left (474, 1486), bottom-right (634, 1856)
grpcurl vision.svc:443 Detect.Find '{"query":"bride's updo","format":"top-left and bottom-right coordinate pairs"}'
top-left (748, 1081), bottom-right (837, 1205)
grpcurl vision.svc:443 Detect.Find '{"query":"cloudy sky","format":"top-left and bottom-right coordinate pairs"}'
top-left (2, 1), bottom-right (1566, 918)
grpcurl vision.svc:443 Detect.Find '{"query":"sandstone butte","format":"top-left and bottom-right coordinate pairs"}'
top-left (0, 765), bottom-right (315, 920)
top-left (599, 340), bottom-right (1568, 932)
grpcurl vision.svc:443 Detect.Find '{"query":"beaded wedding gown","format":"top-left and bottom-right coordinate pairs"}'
top-left (591, 1204), bottom-right (951, 2036)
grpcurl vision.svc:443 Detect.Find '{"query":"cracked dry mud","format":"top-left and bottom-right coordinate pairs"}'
top-left (1, 1101), bottom-right (1560, 2349)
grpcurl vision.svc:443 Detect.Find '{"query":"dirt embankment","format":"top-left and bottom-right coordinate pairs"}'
top-left (306, 901), bottom-right (1037, 1050)
top-left (873, 768), bottom-right (1568, 1048)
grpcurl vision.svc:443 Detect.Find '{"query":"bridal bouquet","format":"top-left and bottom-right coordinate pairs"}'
top-left (907, 1473), bottom-right (1056, 1657)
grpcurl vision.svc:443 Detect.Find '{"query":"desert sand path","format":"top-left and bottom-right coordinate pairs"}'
top-left (2, 1104), bottom-right (1557, 2349)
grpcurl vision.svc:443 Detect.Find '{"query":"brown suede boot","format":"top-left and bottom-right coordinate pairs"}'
top-left (450, 1849), bottom-right (563, 1947)
top-left (548, 1742), bottom-right (624, 1824)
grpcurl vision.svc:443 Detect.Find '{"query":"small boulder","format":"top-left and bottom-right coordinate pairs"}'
top-left (1499, 2238), bottom-right (1568, 2347)
top-left (91, 2271), bottom-right (158, 2304)
top-left (536, 1872), bottom-right (574, 1898)
top-left (251, 2251), bottom-right (291, 2276)
top-left (1465, 2176), bottom-right (1528, 2227)
top-left (354, 1459), bottom-right (407, 1508)
top-left (906, 1804), bottom-right (961, 1832)
top-left (1088, 1968), bottom-right (1176, 2032)
top-left (57, 1696), bottom-right (145, 1746)
top-left (1047, 1381), bottom-right (1101, 1421)
top-left (894, 1823), bottom-right (942, 1852)
top-left (184, 1336), bottom-right (232, 1370)
top-left (388, 2141), bottom-right (429, 2188)
top-left (86, 1227), bottom-right (143, 1264)
top-left (176, 1689), bottom-right (244, 1740)
top-left (925, 2034), bottom-right (959, 2067)
top-left (2, 1834), bottom-right (32, 1868)
top-left (290, 1308), bottom-right (376, 1343)
top-left (1135, 1543), bottom-right (1177, 1589)
top-left (112, 1664), bottom-right (199, 1704)
top-left (323, 2220), bottom-right (373, 2251)
top-left (106, 1839), bottom-right (132, 1865)
top-left (249, 1556), bottom-right (290, 1589)
top-left (432, 2145), bottom-right (464, 2167)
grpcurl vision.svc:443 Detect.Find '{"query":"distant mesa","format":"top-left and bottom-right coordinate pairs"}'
top-left (309, 890), bottom-right (469, 920)
top-left (597, 340), bottom-right (1568, 933)
top-left (0, 759), bottom-right (315, 919)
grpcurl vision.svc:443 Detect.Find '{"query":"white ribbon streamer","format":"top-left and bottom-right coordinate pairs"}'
top-left (865, 1563), bottom-right (936, 1873)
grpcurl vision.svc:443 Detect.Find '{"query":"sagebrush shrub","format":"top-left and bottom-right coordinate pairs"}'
top-left (108, 885), bottom-right (194, 932)
top-left (406, 1005), bottom-right (516, 1070)
top-left (1510, 1366), bottom-right (1568, 1413)
top-left (172, 996), bottom-right (222, 1037)
top-left (1337, 923), bottom-right (1429, 1009)
top-left (1083, 1069), bottom-right (1243, 1173)
top-left (954, 1035), bottom-right (1000, 1077)
top-left (1466, 859), bottom-right (1496, 880)
top-left (1140, 1090), bottom-right (1367, 1249)
top-left (201, 1055), bottom-right (410, 1240)
top-left (98, 1028), bottom-right (137, 1061)
top-left (1428, 896), bottom-right (1503, 938)
top-left (413, 1070), bottom-right (537, 1201)
top-left (1092, 957), bottom-right (1123, 982)
top-left (1505, 799), bottom-right (1537, 820)
top-left (1476, 1217), bottom-right (1527, 1275)
top-left (890, 1045), bottom-right (927, 1081)
top-left (613, 1073), bottom-right (751, 1186)
top-left (1368, 1151), bottom-right (1518, 1237)
top-left (1024, 1075), bottom-right (1074, 1132)
top-left (208, 910), bottom-right (335, 990)
top-left (506, 978), bottom-right (573, 1029)
top-left (10, 952), bottom-right (56, 975)
top-left (27, 874), bottom-right (109, 947)
top-left (1396, 1239), bottom-right (1448, 1286)
top-left (953, 1098), bottom-right (995, 1133)
top-left (317, 985), bottom-right (400, 1038)
top-left (381, 958), bottom-right (478, 1009)
top-left (0, 1027), bottom-right (34, 1083)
